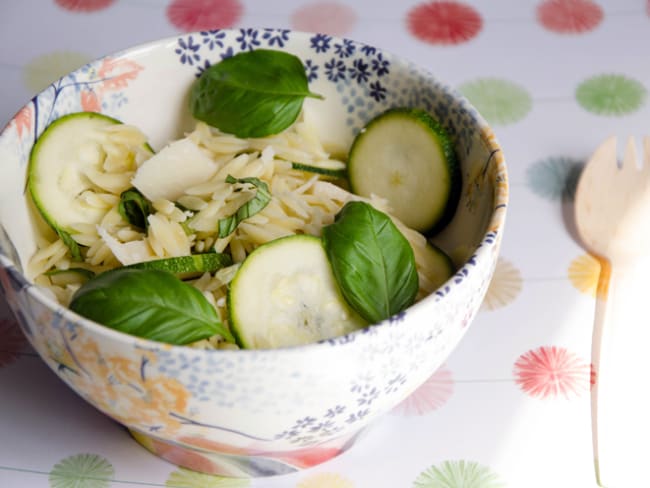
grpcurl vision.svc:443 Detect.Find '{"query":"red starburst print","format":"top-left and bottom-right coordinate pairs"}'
top-left (407, 1), bottom-right (483, 45)
top-left (167, 0), bottom-right (243, 32)
top-left (0, 318), bottom-right (28, 368)
top-left (537, 0), bottom-right (603, 34)
top-left (392, 365), bottom-right (454, 416)
top-left (55, 0), bottom-right (115, 12)
top-left (291, 2), bottom-right (358, 37)
top-left (514, 346), bottom-right (591, 399)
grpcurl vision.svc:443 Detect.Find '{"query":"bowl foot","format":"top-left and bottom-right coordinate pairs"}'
top-left (129, 427), bottom-right (366, 478)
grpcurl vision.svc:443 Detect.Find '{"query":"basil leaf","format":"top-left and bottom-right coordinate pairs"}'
top-left (322, 201), bottom-right (419, 323)
top-left (118, 188), bottom-right (153, 231)
top-left (190, 49), bottom-right (323, 138)
top-left (70, 268), bottom-right (234, 345)
top-left (57, 229), bottom-right (82, 262)
top-left (218, 175), bottom-right (271, 237)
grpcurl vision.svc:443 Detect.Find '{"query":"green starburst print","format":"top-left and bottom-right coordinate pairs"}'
top-left (49, 453), bottom-right (114, 488)
top-left (23, 51), bottom-right (92, 94)
top-left (166, 468), bottom-right (250, 487)
top-left (413, 460), bottom-right (505, 488)
top-left (576, 74), bottom-right (646, 115)
top-left (526, 156), bottom-right (583, 201)
top-left (458, 78), bottom-right (532, 125)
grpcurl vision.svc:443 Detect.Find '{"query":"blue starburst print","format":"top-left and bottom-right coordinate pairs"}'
top-left (369, 80), bottom-right (387, 101)
top-left (200, 30), bottom-right (225, 50)
top-left (262, 28), bottom-right (290, 47)
top-left (325, 58), bottom-right (346, 82)
top-left (220, 46), bottom-right (234, 60)
top-left (195, 59), bottom-right (212, 78)
top-left (349, 58), bottom-right (370, 83)
top-left (526, 156), bottom-right (584, 200)
top-left (310, 33), bottom-right (332, 53)
top-left (175, 36), bottom-right (200, 66)
top-left (304, 59), bottom-right (318, 82)
top-left (334, 39), bottom-right (356, 58)
top-left (236, 28), bottom-right (261, 51)
top-left (372, 53), bottom-right (390, 76)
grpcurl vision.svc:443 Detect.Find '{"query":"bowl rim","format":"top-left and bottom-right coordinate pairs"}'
top-left (0, 28), bottom-right (508, 355)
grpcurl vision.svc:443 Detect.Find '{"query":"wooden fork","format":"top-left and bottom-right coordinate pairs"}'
top-left (575, 136), bottom-right (650, 487)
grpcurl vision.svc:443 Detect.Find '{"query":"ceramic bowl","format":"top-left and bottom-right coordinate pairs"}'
top-left (0, 29), bottom-right (507, 477)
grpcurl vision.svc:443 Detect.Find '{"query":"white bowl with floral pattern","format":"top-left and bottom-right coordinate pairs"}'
top-left (0, 29), bottom-right (507, 477)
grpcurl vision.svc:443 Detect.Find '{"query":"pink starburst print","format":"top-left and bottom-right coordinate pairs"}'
top-left (55, 0), bottom-right (115, 12)
top-left (167, 0), bottom-right (243, 32)
top-left (537, 0), bottom-right (603, 34)
top-left (290, 2), bottom-right (358, 37)
top-left (0, 318), bottom-right (28, 367)
top-left (514, 346), bottom-right (591, 399)
top-left (392, 365), bottom-right (454, 416)
top-left (407, 1), bottom-right (483, 45)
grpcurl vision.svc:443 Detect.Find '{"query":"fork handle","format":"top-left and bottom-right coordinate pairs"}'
top-left (592, 256), bottom-right (650, 487)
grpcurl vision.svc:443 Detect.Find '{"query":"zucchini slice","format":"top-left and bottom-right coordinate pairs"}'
top-left (125, 253), bottom-right (232, 279)
top-left (348, 108), bottom-right (460, 234)
top-left (291, 160), bottom-right (347, 179)
top-left (27, 112), bottom-right (150, 234)
top-left (45, 267), bottom-right (96, 286)
top-left (228, 234), bottom-right (367, 349)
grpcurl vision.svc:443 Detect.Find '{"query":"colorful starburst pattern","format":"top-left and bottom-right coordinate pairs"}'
top-left (291, 2), bottom-right (358, 37)
top-left (392, 365), bottom-right (454, 416)
top-left (166, 0), bottom-right (243, 32)
top-left (54, 0), bottom-right (115, 12)
top-left (568, 253), bottom-right (601, 296)
top-left (514, 346), bottom-right (591, 399)
top-left (413, 460), bottom-right (504, 487)
top-left (49, 453), bottom-right (114, 488)
top-left (576, 74), bottom-right (646, 116)
top-left (482, 258), bottom-right (522, 311)
top-left (458, 78), bottom-right (532, 126)
top-left (526, 156), bottom-right (584, 201)
top-left (407, 1), bottom-right (483, 45)
top-left (537, 0), bottom-right (604, 34)
top-left (166, 468), bottom-right (250, 487)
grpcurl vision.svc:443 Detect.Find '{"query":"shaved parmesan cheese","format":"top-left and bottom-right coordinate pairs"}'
top-left (132, 138), bottom-right (217, 201)
top-left (97, 226), bottom-right (154, 265)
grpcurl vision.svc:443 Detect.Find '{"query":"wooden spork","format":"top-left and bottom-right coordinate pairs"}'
top-left (575, 136), bottom-right (650, 487)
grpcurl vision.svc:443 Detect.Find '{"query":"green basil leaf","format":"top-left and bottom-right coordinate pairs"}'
top-left (190, 49), bottom-right (323, 138)
top-left (322, 201), bottom-right (419, 323)
top-left (218, 175), bottom-right (272, 237)
top-left (70, 268), bottom-right (234, 345)
top-left (57, 229), bottom-right (82, 262)
top-left (118, 188), bottom-right (153, 231)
